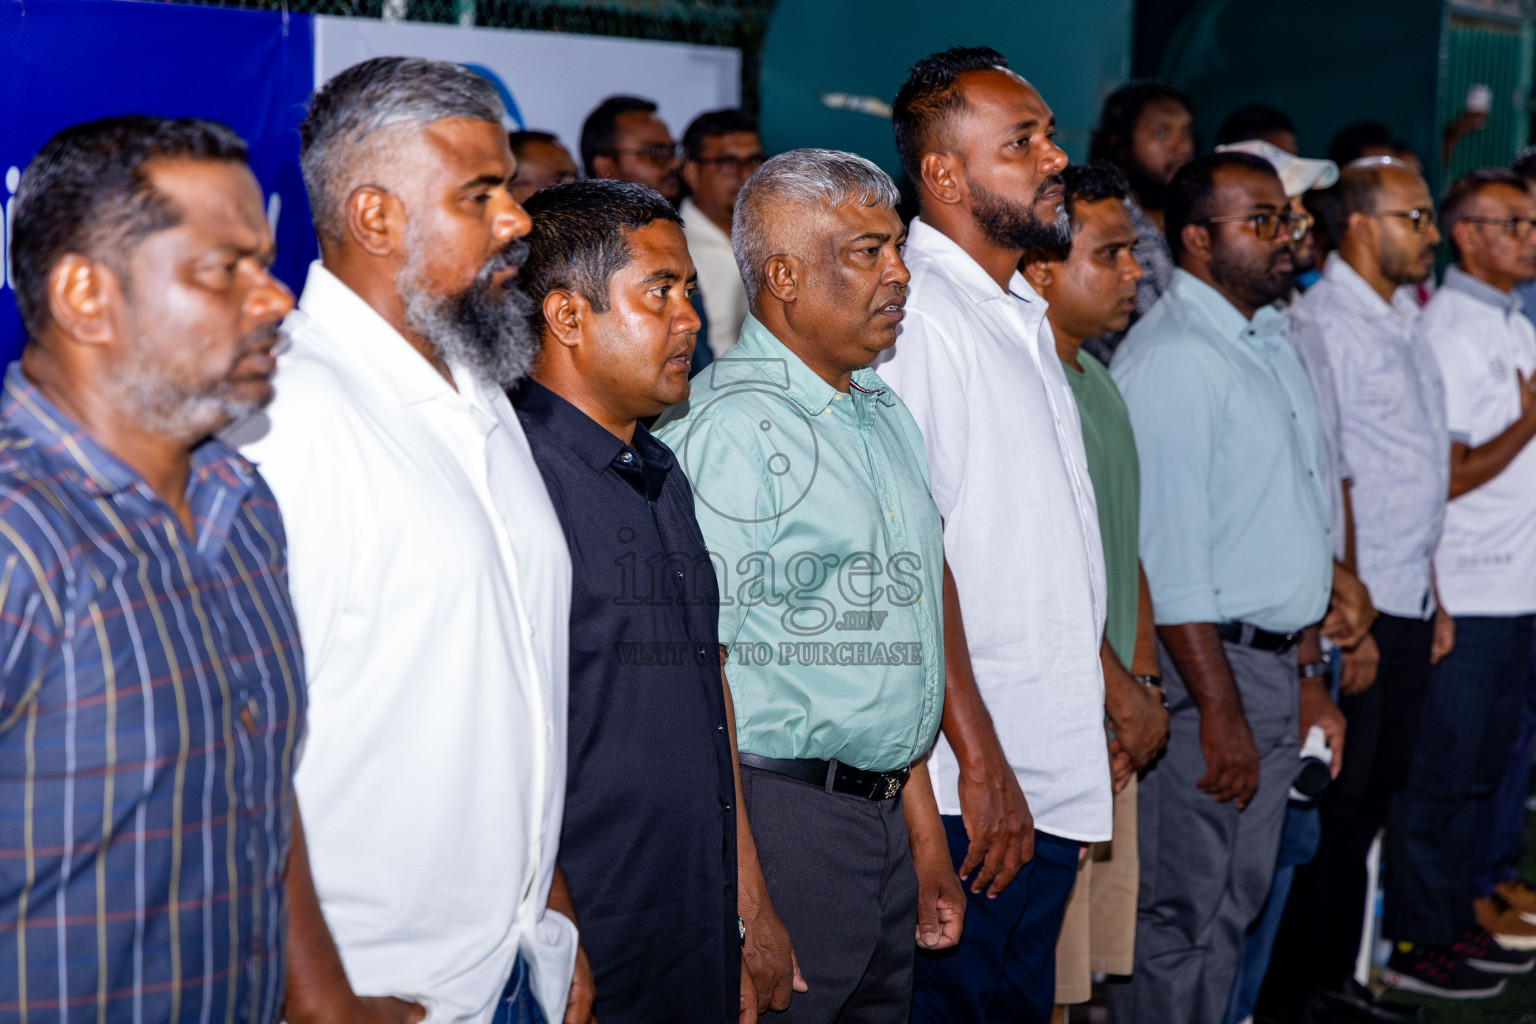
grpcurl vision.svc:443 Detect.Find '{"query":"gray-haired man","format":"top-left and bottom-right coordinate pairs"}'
top-left (230, 58), bottom-right (586, 1024)
top-left (655, 149), bottom-right (965, 1022)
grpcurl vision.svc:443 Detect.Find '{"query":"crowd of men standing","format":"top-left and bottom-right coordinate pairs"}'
top-left (1, 41), bottom-right (1535, 1024)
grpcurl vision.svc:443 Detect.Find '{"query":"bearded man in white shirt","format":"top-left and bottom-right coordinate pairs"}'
top-left (228, 57), bottom-right (589, 1024)
top-left (881, 47), bottom-right (1111, 1024)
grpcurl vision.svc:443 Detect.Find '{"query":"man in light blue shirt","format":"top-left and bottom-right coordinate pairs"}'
top-left (1106, 151), bottom-right (1341, 1024)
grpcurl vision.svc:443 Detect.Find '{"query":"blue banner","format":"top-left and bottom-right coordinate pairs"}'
top-left (0, 0), bottom-right (315, 363)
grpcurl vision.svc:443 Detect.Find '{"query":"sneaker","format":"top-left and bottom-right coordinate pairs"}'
top-left (1379, 944), bottom-right (1506, 999)
top-left (1495, 878), bottom-right (1536, 925)
top-left (1452, 927), bottom-right (1536, 974)
top-left (1472, 895), bottom-right (1536, 951)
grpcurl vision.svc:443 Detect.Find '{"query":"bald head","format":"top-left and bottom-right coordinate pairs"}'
top-left (1315, 157), bottom-right (1438, 289)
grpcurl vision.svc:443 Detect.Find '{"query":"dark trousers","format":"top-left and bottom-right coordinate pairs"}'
top-left (741, 765), bottom-right (918, 1024)
top-left (909, 822), bottom-right (1081, 1024)
top-left (1260, 614), bottom-right (1433, 1012)
top-left (1106, 642), bottom-right (1299, 1024)
top-left (491, 956), bottom-right (548, 1024)
top-left (1471, 630), bottom-right (1536, 897)
top-left (1384, 613), bottom-right (1534, 947)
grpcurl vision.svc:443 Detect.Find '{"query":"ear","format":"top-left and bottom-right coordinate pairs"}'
top-left (1180, 222), bottom-right (1213, 266)
top-left (45, 254), bottom-right (119, 348)
top-left (680, 160), bottom-right (702, 194)
top-left (345, 186), bottom-right (401, 258)
top-left (1450, 219), bottom-right (1478, 261)
top-left (920, 151), bottom-right (965, 207)
top-left (542, 289), bottom-right (586, 349)
top-left (1020, 258), bottom-right (1055, 292)
top-left (1345, 209), bottom-right (1377, 250)
top-left (590, 154), bottom-right (619, 181)
top-left (761, 254), bottom-right (800, 304)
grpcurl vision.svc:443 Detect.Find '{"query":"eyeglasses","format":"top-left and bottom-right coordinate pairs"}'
top-left (613, 144), bottom-right (681, 167)
top-left (1460, 214), bottom-right (1536, 240)
top-left (691, 153), bottom-right (768, 175)
top-left (1199, 210), bottom-right (1311, 242)
top-left (1375, 208), bottom-right (1438, 233)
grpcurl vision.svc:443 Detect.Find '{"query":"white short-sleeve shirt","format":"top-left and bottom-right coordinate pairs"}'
top-left (1423, 266), bottom-right (1536, 616)
top-left (227, 263), bottom-right (576, 1022)
top-left (876, 218), bottom-right (1111, 843)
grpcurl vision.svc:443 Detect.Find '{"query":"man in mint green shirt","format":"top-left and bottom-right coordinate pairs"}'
top-left (1021, 160), bottom-right (1169, 1014)
top-left (656, 148), bottom-right (962, 1023)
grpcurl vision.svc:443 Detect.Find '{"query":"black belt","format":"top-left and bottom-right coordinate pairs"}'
top-left (739, 752), bottom-right (910, 801)
top-left (1216, 621), bottom-right (1299, 654)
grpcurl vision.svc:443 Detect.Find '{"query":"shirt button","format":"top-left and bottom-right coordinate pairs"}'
top-left (718, 724), bottom-right (725, 733)
top-left (620, 452), bottom-right (634, 463)
top-left (725, 803), bottom-right (732, 812)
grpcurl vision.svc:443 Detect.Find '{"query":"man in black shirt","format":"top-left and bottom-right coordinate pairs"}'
top-left (514, 178), bottom-right (790, 1024)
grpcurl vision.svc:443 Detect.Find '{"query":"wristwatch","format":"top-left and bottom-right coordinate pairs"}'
top-left (1298, 660), bottom-right (1330, 679)
top-left (1137, 673), bottom-right (1168, 709)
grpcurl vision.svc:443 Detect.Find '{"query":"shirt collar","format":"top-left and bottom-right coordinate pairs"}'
top-left (904, 217), bottom-right (1048, 312)
top-left (707, 314), bottom-right (896, 416)
top-left (681, 197), bottom-right (731, 248)
top-left (0, 363), bottom-right (257, 506)
top-left (1167, 268), bottom-right (1286, 345)
top-left (1319, 252), bottom-right (1398, 319)
top-left (514, 378), bottom-right (675, 479)
top-left (294, 260), bottom-right (464, 408)
top-left (1443, 264), bottom-right (1524, 316)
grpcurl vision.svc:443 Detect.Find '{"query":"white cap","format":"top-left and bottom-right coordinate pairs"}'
top-left (1215, 139), bottom-right (1339, 197)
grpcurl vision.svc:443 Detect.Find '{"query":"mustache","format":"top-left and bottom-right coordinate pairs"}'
top-left (1035, 173), bottom-right (1065, 201)
top-left (482, 237), bottom-right (531, 281)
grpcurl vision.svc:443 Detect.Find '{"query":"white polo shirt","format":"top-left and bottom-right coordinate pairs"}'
top-left (681, 197), bottom-right (749, 357)
top-left (1423, 266), bottom-right (1536, 616)
top-left (228, 263), bottom-right (576, 1022)
top-left (877, 218), bottom-right (1111, 843)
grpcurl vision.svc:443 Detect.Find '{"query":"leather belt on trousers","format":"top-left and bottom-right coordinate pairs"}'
top-left (1216, 621), bottom-right (1299, 654)
top-left (739, 752), bottom-right (910, 801)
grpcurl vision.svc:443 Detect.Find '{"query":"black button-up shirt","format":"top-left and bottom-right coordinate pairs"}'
top-left (514, 381), bottom-right (736, 1024)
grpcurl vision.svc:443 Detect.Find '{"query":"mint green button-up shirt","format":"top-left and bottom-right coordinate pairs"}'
top-left (655, 315), bottom-right (944, 772)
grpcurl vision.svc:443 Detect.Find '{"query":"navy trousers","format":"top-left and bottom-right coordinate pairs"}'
top-left (1384, 614), bottom-right (1534, 946)
top-left (910, 818), bottom-right (1081, 1024)
top-left (1471, 631), bottom-right (1536, 899)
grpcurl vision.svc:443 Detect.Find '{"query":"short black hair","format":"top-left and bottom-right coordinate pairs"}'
top-left (1216, 104), bottom-right (1296, 146)
top-left (1089, 80), bottom-right (1194, 164)
top-left (1442, 167), bottom-right (1526, 263)
top-left (1327, 121), bottom-right (1394, 166)
top-left (892, 46), bottom-right (1010, 188)
top-left (1308, 163), bottom-right (1385, 247)
top-left (1512, 145), bottom-right (1536, 183)
top-left (11, 114), bottom-right (249, 338)
top-left (580, 95), bottom-right (658, 177)
top-left (520, 178), bottom-right (683, 337)
top-left (682, 109), bottom-right (759, 163)
top-left (508, 130), bottom-right (562, 160)
top-left (1164, 150), bottom-right (1279, 261)
top-left (1025, 160), bottom-right (1128, 263)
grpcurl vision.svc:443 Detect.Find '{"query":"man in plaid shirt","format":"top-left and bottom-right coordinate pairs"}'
top-left (0, 115), bottom-right (308, 1023)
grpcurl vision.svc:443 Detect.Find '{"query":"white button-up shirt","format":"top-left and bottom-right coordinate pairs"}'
top-left (1424, 266), bottom-right (1536, 616)
top-left (1291, 253), bottom-right (1447, 618)
top-left (228, 263), bottom-right (576, 1023)
top-left (681, 197), bottom-right (749, 357)
top-left (877, 218), bottom-right (1111, 843)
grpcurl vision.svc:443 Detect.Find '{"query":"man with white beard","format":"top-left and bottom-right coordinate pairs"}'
top-left (229, 57), bottom-right (589, 1024)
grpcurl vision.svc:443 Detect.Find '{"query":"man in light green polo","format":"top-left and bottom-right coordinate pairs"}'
top-left (656, 148), bottom-right (964, 1023)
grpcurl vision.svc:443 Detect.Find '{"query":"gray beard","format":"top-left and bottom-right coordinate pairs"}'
top-left (396, 237), bottom-right (539, 391)
top-left (113, 329), bottom-right (275, 442)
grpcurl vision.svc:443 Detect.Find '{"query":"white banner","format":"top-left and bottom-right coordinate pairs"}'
top-left (313, 17), bottom-right (741, 165)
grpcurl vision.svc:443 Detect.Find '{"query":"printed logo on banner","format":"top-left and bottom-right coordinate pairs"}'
top-left (0, 0), bottom-right (316, 363)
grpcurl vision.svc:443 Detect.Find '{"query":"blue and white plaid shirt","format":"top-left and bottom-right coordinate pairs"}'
top-left (0, 364), bottom-right (305, 1023)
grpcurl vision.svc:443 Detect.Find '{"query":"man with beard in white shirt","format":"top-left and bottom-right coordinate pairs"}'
top-left (228, 57), bottom-right (588, 1024)
top-left (882, 47), bottom-right (1111, 1024)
